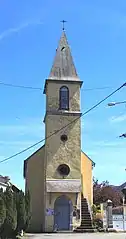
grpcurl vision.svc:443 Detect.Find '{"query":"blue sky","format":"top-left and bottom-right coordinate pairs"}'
top-left (0, 0), bottom-right (126, 190)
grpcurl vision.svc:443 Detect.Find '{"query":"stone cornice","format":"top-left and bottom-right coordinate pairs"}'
top-left (43, 78), bottom-right (83, 94)
top-left (43, 110), bottom-right (82, 123)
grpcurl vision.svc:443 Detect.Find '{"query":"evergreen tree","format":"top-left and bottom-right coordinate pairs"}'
top-left (0, 188), bottom-right (4, 197)
top-left (2, 187), bottom-right (17, 238)
top-left (0, 189), bottom-right (6, 233)
top-left (13, 192), bottom-right (17, 237)
top-left (24, 190), bottom-right (31, 231)
top-left (0, 187), bottom-right (31, 237)
top-left (16, 190), bottom-right (26, 234)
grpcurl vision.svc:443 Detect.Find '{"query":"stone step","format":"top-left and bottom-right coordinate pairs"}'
top-left (81, 217), bottom-right (92, 220)
top-left (81, 214), bottom-right (91, 218)
top-left (81, 223), bottom-right (92, 228)
top-left (81, 224), bottom-right (93, 228)
top-left (79, 224), bottom-right (93, 228)
top-left (81, 211), bottom-right (90, 213)
top-left (80, 196), bottom-right (94, 233)
top-left (81, 206), bottom-right (88, 208)
top-left (81, 222), bottom-right (92, 224)
top-left (81, 217), bottom-right (91, 220)
top-left (82, 212), bottom-right (90, 214)
top-left (78, 226), bottom-right (94, 229)
top-left (81, 213), bottom-right (91, 218)
top-left (74, 228), bottom-right (96, 233)
top-left (81, 205), bottom-right (89, 208)
top-left (81, 219), bottom-right (92, 223)
top-left (81, 211), bottom-right (90, 214)
top-left (81, 219), bottom-right (92, 222)
top-left (81, 213), bottom-right (91, 217)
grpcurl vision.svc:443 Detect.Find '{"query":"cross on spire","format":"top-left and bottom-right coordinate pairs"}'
top-left (61, 20), bottom-right (67, 31)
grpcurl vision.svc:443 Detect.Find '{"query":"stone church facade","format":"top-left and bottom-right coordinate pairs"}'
top-left (24, 30), bottom-right (95, 232)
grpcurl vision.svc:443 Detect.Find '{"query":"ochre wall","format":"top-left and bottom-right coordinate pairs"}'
top-left (25, 147), bottom-right (45, 232)
top-left (81, 152), bottom-right (93, 206)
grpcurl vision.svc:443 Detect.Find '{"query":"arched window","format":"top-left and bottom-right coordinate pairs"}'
top-left (59, 86), bottom-right (69, 110)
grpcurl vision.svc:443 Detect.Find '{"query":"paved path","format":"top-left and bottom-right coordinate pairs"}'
top-left (26, 233), bottom-right (126, 239)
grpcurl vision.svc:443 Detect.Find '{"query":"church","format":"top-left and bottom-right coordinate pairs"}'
top-left (23, 29), bottom-right (95, 233)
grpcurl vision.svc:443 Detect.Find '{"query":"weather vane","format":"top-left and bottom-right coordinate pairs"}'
top-left (61, 20), bottom-right (67, 31)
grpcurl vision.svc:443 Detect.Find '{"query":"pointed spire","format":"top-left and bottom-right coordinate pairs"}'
top-left (49, 31), bottom-right (79, 80)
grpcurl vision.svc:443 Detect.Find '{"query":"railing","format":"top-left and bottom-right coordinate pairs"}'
top-left (87, 198), bottom-right (93, 220)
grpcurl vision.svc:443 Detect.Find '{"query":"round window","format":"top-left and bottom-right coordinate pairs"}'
top-left (57, 164), bottom-right (70, 176)
top-left (60, 134), bottom-right (68, 142)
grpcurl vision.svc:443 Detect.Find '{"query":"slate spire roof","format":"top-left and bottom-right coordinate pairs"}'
top-left (49, 30), bottom-right (79, 80)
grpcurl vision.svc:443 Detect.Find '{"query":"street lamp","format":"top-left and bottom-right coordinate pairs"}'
top-left (107, 101), bottom-right (126, 138)
top-left (108, 101), bottom-right (126, 107)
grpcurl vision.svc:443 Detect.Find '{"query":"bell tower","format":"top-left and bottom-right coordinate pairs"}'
top-left (44, 30), bottom-right (83, 178)
top-left (43, 30), bottom-right (83, 231)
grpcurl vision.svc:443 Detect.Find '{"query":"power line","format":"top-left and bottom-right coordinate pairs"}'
top-left (0, 82), bottom-right (42, 90)
top-left (0, 81), bottom-right (112, 92)
top-left (84, 86), bottom-right (111, 91)
top-left (0, 82), bottom-right (125, 164)
top-left (0, 140), bottom-right (43, 164)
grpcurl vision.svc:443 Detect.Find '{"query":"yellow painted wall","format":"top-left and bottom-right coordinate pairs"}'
top-left (25, 147), bottom-right (45, 232)
top-left (81, 152), bottom-right (93, 206)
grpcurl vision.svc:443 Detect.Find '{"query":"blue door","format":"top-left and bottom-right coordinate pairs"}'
top-left (54, 195), bottom-right (72, 231)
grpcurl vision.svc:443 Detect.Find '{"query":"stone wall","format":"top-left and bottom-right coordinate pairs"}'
top-left (45, 114), bottom-right (81, 179)
top-left (46, 81), bottom-right (80, 112)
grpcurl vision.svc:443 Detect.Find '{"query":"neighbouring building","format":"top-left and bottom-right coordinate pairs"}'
top-left (0, 175), bottom-right (10, 191)
top-left (0, 175), bottom-right (19, 192)
top-left (24, 29), bottom-right (95, 232)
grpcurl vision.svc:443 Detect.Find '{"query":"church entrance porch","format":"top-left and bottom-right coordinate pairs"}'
top-left (54, 195), bottom-right (73, 231)
top-left (45, 180), bottom-right (82, 232)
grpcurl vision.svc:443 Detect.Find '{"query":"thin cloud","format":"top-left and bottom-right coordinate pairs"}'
top-left (0, 20), bottom-right (43, 41)
top-left (0, 117), bottom-right (44, 138)
top-left (109, 114), bottom-right (126, 123)
top-left (0, 140), bottom-right (38, 147)
top-left (92, 140), bottom-right (126, 148)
